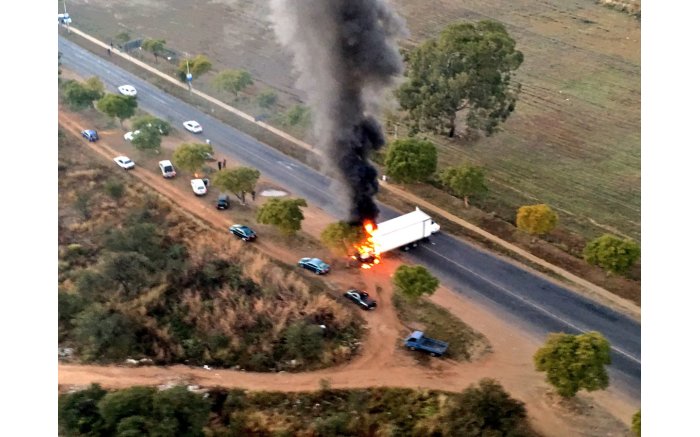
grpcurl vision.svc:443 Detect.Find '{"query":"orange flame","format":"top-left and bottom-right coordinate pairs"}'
top-left (351, 220), bottom-right (381, 269)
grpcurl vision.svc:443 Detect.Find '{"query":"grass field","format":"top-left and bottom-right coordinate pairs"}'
top-left (63, 0), bottom-right (640, 242)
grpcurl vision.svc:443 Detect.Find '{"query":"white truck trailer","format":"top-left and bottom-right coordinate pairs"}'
top-left (353, 208), bottom-right (440, 266)
top-left (373, 207), bottom-right (440, 253)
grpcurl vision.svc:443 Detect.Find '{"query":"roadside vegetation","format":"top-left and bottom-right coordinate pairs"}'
top-left (59, 7), bottom-right (640, 304)
top-left (391, 289), bottom-right (491, 362)
top-left (59, 381), bottom-right (539, 436)
top-left (58, 131), bottom-right (363, 372)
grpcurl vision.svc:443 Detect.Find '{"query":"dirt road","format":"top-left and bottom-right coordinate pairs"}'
top-left (58, 111), bottom-right (636, 436)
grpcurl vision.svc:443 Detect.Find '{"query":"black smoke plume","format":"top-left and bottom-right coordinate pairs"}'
top-left (269, 0), bottom-right (406, 224)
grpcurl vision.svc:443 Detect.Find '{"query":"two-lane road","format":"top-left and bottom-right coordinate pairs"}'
top-left (59, 36), bottom-right (640, 398)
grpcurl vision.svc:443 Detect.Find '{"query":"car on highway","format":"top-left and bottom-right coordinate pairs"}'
top-left (297, 257), bottom-right (330, 275)
top-left (113, 156), bottom-right (135, 170)
top-left (190, 178), bottom-right (207, 196)
top-left (158, 160), bottom-right (176, 178)
top-left (217, 193), bottom-right (230, 210)
top-left (343, 289), bottom-right (377, 310)
top-left (81, 129), bottom-right (99, 142)
top-left (183, 120), bottom-right (202, 133)
top-left (229, 224), bottom-right (257, 241)
top-left (123, 130), bottom-right (141, 141)
top-left (117, 85), bottom-right (137, 97)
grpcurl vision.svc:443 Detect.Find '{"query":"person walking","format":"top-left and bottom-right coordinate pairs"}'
top-left (251, 190), bottom-right (256, 201)
top-left (217, 161), bottom-right (222, 170)
top-left (107, 48), bottom-right (112, 56)
top-left (223, 159), bottom-right (227, 168)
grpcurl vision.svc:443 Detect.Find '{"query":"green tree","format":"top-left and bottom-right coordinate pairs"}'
top-left (213, 69), bottom-right (254, 96)
top-left (282, 104), bottom-right (311, 127)
top-left (384, 138), bottom-right (438, 184)
top-left (534, 332), bottom-right (611, 398)
top-left (444, 378), bottom-right (533, 437)
top-left (151, 386), bottom-right (211, 437)
top-left (256, 198), bottom-right (307, 236)
top-left (131, 126), bottom-right (162, 153)
top-left (58, 383), bottom-right (108, 436)
top-left (256, 89), bottom-right (278, 109)
top-left (177, 55), bottom-right (212, 82)
top-left (516, 204), bottom-right (558, 236)
top-left (96, 94), bottom-right (137, 127)
top-left (320, 222), bottom-right (365, 256)
top-left (85, 76), bottom-right (106, 96)
top-left (212, 167), bottom-right (261, 204)
top-left (392, 265), bottom-right (439, 300)
top-left (440, 163), bottom-right (488, 207)
top-left (172, 143), bottom-right (214, 175)
top-left (132, 115), bottom-right (171, 135)
top-left (98, 386), bottom-right (157, 433)
top-left (583, 234), bottom-right (641, 275)
top-left (284, 321), bottom-right (324, 361)
top-left (141, 39), bottom-right (166, 62)
top-left (73, 305), bottom-right (140, 361)
top-left (631, 410), bottom-right (641, 437)
top-left (61, 78), bottom-right (104, 110)
top-left (397, 20), bottom-right (523, 137)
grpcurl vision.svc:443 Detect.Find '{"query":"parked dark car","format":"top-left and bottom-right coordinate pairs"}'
top-left (297, 257), bottom-right (330, 275)
top-left (81, 129), bottom-right (99, 142)
top-left (343, 289), bottom-right (377, 310)
top-left (229, 224), bottom-right (256, 241)
top-left (217, 194), bottom-right (230, 210)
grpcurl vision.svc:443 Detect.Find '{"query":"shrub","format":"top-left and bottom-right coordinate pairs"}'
top-left (516, 204), bottom-right (558, 235)
top-left (583, 234), bottom-right (641, 274)
top-left (105, 179), bottom-right (125, 199)
top-left (284, 321), bottom-right (324, 361)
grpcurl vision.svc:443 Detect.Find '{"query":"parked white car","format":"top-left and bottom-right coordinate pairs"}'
top-left (113, 156), bottom-right (135, 170)
top-left (158, 160), bottom-right (177, 178)
top-left (183, 120), bottom-right (202, 133)
top-left (190, 178), bottom-right (207, 196)
top-left (118, 85), bottom-right (137, 96)
top-left (123, 130), bottom-right (141, 141)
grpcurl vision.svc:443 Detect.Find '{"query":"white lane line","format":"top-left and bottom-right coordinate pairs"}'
top-left (422, 246), bottom-right (641, 364)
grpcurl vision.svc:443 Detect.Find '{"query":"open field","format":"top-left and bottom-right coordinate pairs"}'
top-left (64, 0), bottom-right (640, 243)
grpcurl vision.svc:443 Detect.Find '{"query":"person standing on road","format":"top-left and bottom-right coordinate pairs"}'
top-left (206, 138), bottom-right (211, 145)
top-left (217, 161), bottom-right (222, 171)
top-left (107, 48), bottom-right (112, 56)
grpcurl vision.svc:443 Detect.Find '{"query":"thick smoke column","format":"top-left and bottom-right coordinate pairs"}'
top-left (269, 0), bottom-right (406, 224)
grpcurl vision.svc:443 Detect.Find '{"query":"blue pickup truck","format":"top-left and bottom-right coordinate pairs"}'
top-left (404, 331), bottom-right (449, 357)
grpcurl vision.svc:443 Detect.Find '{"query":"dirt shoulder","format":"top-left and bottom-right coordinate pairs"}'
top-left (59, 109), bottom-right (638, 437)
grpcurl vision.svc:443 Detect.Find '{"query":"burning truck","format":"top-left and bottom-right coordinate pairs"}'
top-left (353, 208), bottom-right (440, 268)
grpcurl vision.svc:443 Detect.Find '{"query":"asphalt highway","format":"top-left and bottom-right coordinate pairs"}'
top-left (59, 36), bottom-right (641, 398)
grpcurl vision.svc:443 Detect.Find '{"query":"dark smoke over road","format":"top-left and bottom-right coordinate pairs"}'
top-left (269, 0), bottom-right (406, 224)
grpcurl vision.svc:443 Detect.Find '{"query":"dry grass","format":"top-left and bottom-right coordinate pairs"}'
top-left (58, 129), bottom-right (363, 370)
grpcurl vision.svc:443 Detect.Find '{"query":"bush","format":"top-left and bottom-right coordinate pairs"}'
top-left (516, 204), bottom-right (558, 235)
top-left (392, 265), bottom-right (439, 299)
top-left (284, 321), bottom-right (324, 361)
top-left (256, 89), bottom-right (278, 109)
top-left (583, 234), bottom-right (641, 274)
top-left (105, 179), bottom-right (125, 199)
top-left (444, 379), bottom-right (533, 436)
